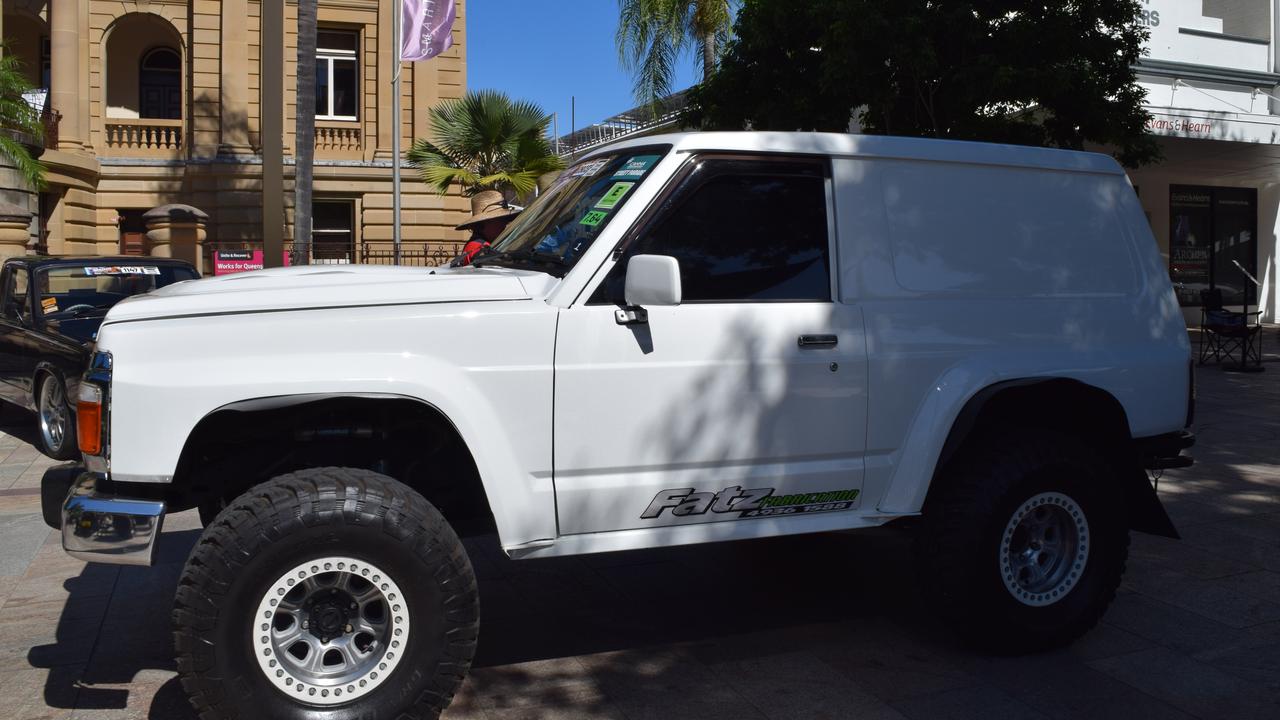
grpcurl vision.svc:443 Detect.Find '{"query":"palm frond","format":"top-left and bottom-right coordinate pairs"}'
top-left (0, 134), bottom-right (45, 189)
top-left (419, 165), bottom-right (481, 195)
top-left (617, 0), bottom-right (736, 111)
top-left (634, 33), bottom-right (680, 115)
top-left (0, 46), bottom-right (45, 189)
top-left (409, 90), bottom-right (561, 197)
top-left (476, 170), bottom-right (540, 198)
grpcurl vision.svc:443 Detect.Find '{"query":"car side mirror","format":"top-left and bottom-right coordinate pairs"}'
top-left (625, 254), bottom-right (682, 306)
top-left (618, 254), bottom-right (682, 325)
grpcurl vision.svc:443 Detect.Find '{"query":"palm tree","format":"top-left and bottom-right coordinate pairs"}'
top-left (292, 0), bottom-right (318, 265)
top-left (0, 49), bottom-right (45, 189)
top-left (616, 0), bottom-right (735, 113)
top-left (407, 90), bottom-right (563, 199)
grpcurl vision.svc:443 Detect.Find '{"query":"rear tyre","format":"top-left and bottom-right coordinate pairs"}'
top-left (37, 373), bottom-right (79, 460)
top-left (173, 467), bottom-right (479, 719)
top-left (914, 429), bottom-right (1128, 654)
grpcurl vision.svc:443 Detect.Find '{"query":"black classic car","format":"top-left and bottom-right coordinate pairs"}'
top-left (0, 256), bottom-right (200, 459)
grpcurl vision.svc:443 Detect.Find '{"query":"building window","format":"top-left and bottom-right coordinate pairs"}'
top-left (139, 47), bottom-right (182, 120)
top-left (316, 30), bottom-right (358, 121)
top-left (1169, 185), bottom-right (1257, 307)
top-left (312, 200), bottom-right (355, 263)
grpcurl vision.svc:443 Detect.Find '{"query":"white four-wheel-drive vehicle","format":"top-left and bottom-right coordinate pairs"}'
top-left (48, 132), bottom-right (1194, 720)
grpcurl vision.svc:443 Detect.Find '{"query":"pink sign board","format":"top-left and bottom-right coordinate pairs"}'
top-left (214, 250), bottom-right (291, 276)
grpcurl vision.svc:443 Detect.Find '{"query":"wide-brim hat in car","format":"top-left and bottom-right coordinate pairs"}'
top-left (456, 190), bottom-right (521, 230)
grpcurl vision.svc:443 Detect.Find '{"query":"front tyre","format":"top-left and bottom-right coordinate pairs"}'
top-left (174, 468), bottom-right (479, 719)
top-left (914, 429), bottom-right (1128, 654)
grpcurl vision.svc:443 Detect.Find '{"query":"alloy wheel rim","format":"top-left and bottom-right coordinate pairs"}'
top-left (998, 491), bottom-right (1090, 607)
top-left (253, 556), bottom-right (410, 705)
top-left (39, 379), bottom-right (67, 453)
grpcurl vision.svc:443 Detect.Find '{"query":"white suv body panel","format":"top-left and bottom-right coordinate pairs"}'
top-left (91, 132), bottom-right (1190, 559)
top-left (98, 295), bottom-right (561, 549)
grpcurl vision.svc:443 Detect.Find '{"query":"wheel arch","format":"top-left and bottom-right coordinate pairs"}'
top-left (167, 392), bottom-right (515, 541)
top-left (934, 377), bottom-right (1133, 474)
top-left (31, 361), bottom-right (67, 406)
top-left (914, 376), bottom-right (1177, 538)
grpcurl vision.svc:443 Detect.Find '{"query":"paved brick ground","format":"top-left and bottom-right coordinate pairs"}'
top-left (1, 346), bottom-right (1278, 719)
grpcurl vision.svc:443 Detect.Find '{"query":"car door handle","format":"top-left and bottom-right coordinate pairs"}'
top-left (798, 334), bottom-right (838, 348)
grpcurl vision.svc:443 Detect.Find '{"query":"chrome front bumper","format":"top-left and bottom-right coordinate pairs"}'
top-left (61, 474), bottom-right (165, 567)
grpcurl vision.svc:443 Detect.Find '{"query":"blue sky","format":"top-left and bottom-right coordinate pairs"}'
top-left (466, 0), bottom-right (702, 140)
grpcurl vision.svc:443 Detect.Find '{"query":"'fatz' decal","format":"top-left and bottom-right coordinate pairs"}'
top-left (641, 485), bottom-right (859, 521)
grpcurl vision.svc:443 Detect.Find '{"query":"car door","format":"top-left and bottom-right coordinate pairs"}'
top-left (553, 155), bottom-right (869, 536)
top-left (0, 264), bottom-right (34, 405)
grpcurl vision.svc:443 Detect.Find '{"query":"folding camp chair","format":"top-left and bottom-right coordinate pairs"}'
top-left (1199, 288), bottom-right (1262, 367)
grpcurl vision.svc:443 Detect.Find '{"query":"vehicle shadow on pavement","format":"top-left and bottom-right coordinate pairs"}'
top-left (447, 526), bottom-right (943, 717)
top-left (27, 519), bottom-right (933, 718)
top-left (28, 526), bottom-right (203, 718)
top-left (1, 406), bottom-right (46, 450)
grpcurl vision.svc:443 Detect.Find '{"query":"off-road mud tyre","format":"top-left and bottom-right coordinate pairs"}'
top-left (173, 467), bottom-right (479, 719)
top-left (914, 428), bottom-right (1129, 654)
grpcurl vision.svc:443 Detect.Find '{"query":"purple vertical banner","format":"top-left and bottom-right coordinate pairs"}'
top-left (402, 0), bottom-right (457, 62)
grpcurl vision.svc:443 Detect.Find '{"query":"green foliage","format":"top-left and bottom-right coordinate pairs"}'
top-left (407, 90), bottom-right (563, 198)
top-left (617, 0), bottom-right (736, 114)
top-left (689, 0), bottom-right (1160, 167)
top-left (0, 49), bottom-right (46, 189)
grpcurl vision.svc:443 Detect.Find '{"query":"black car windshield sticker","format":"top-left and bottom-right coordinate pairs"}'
top-left (641, 486), bottom-right (860, 520)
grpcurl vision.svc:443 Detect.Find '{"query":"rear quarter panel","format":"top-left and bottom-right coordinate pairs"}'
top-left (833, 156), bottom-right (1189, 514)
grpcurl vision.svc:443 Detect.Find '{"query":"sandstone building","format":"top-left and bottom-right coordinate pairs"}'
top-left (1, 0), bottom-right (470, 267)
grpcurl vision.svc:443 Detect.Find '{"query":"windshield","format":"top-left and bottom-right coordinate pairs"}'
top-left (477, 147), bottom-right (670, 276)
top-left (38, 263), bottom-right (198, 317)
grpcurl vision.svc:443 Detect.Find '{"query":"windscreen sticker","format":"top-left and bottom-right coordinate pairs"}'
top-left (595, 182), bottom-right (635, 210)
top-left (612, 155), bottom-right (661, 179)
top-left (84, 266), bottom-right (161, 276)
top-left (579, 210), bottom-right (609, 226)
top-left (641, 485), bottom-right (861, 520)
top-left (41, 297), bottom-right (58, 314)
top-left (567, 159), bottom-right (610, 178)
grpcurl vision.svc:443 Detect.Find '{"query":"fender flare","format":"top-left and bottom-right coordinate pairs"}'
top-left (922, 376), bottom-right (1179, 539)
top-left (174, 391), bottom-right (525, 537)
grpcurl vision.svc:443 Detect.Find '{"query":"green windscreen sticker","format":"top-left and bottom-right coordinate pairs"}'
top-left (612, 155), bottom-right (661, 179)
top-left (596, 182), bottom-right (635, 209)
top-left (579, 210), bottom-right (609, 226)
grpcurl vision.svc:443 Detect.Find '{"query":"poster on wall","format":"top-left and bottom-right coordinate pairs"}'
top-left (214, 250), bottom-right (292, 276)
top-left (1169, 188), bottom-right (1211, 306)
top-left (1168, 185), bottom-right (1257, 307)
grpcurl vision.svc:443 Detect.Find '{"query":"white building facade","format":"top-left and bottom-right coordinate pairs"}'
top-left (1128, 0), bottom-right (1280, 323)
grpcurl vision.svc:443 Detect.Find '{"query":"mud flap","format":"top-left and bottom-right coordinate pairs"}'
top-left (1123, 469), bottom-right (1179, 539)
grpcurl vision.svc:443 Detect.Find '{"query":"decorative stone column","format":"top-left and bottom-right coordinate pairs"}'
top-left (144, 204), bottom-right (209, 274)
top-left (0, 202), bottom-right (35, 260)
top-left (49, 0), bottom-right (82, 150)
top-left (219, 0), bottom-right (252, 155)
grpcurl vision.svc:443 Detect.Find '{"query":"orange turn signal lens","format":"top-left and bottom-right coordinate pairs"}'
top-left (77, 384), bottom-right (103, 456)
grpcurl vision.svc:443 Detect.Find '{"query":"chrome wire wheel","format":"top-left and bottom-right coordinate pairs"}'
top-left (38, 377), bottom-right (69, 454)
top-left (253, 556), bottom-right (410, 706)
top-left (999, 491), bottom-right (1090, 607)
